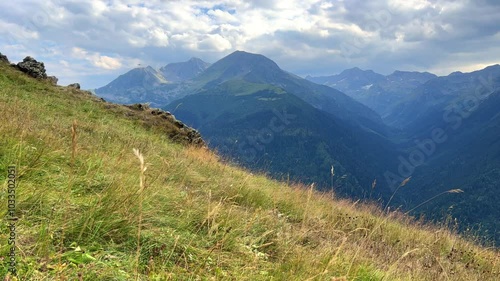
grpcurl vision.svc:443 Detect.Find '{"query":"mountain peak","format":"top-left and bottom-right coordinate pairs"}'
top-left (224, 50), bottom-right (277, 64)
top-left (341, 67), bottom-right (369, 74)
top-left (159, 58), bottom-right (210, 82)
top-left (449, 71), bottom-right (463, 76)
top-left (231, 50), bottom-right (255, 55)
top-left (196, 50), bottom-right (282, 84)
top-left (345, 66), bottom-right (363, 72)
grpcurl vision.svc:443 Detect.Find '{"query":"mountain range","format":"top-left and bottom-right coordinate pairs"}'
top-left (307, 68), bottom-right (437, 117)
top-left (95, 57), bottom-right (211, 106)
top-left (95, 52), bottom-right (500, 244)
top-left (162, 51), bottom-right (397, 199)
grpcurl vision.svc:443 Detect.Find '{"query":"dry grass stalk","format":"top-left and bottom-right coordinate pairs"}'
top-left (71, 120), bottom-right (77, 166)
top-left (133, 148), bottom-right (147, 281)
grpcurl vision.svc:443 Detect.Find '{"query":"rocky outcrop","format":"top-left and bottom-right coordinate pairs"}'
top-left (16, 56), bottom-right (47, 79)
top-left (68, 83), bottom-right (81, 89)
top-left (47, 76), bottom-right (58, 85)
top-left (126, 103), bottom-right (151, 111)
top-left (0, 52), bottom-right (9, 64)
top-left (126, 103), bottom-right (205, 146)
top-left (10, 56), bottom-right (58, 85)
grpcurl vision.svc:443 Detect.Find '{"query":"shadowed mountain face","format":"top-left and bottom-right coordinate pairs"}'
top-left (391, 88), bottom-right (500, 243)
top-left (164, 51), bottom-right (398, 198)
top-left (307, 69), bottom-right (437, 117)
top-left (378, 66), bottom-right (500, 244)
top-left (191, 51), bottom-right (388, 136)
top-left (384, 65), bottom-right (500, 137)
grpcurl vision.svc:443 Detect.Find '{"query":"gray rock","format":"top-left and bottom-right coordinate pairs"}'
top-left (16, 56), bottom-right (47, 79)
top-left (68, 83), bottom-right (80, 89)
top-left (0, 52), bottom-right (9, 64)
top-left (47, 76), bottom-right (58, 85)
top-left (186, 129), bottom-right (204, 145)
top-left (126, 103), bottom-right (150, 111)
top-left (173, 119), bottom-right (184, 128)
top-left (123, 104), bottom-right (204, 146)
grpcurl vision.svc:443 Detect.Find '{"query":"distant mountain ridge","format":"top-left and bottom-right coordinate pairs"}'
top-left (379, 65), bottom-right (500, 244)
top-left (307, 68), bottom-right (437, 117)
top-left (385, 64), bottom-right (500, 134)
top-left (396, 87), bottom-right (500, 244)
top-left (160, 57), bottom-right (210, 82)
top-left (307, 67), bottom-right (386, 88)
top-left (95, 58), bottom-right (210, 106)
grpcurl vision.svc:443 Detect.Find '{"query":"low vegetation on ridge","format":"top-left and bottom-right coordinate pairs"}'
top-left (0, 59), bottom-right (498, 280)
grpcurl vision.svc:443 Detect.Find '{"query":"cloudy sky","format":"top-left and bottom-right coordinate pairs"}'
top-left (1, 0), bottom-right (499, 89)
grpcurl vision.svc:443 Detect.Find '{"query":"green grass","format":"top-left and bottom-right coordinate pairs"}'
top-left (0, 61), bottom-right (499, 280)
top-left (212, 79), bottom-right (285, 96)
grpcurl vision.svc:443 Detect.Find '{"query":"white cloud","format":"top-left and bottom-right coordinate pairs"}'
top-left (72, 47), bottom-right (122, 70)
top-left (72, 47), bottom-right (88, 58)
top-left (0, 20), bottom-right (39, 42)
top-left (91, 55), bottom-right (122, 70)
top-left (388, 0), bottom-right (433, 12)
top-left (60, 60), bottom-right (70, 67)
top-left (147, 27), bottom-right (169, 47)
top-left (208, 9), bottom-right (238, 23)
top-left (198, 34), bottom-right (232, 52)
top-left (0, 0), bottom-right (498, 88)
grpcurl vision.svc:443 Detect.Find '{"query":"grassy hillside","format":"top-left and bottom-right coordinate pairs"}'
top-left (0, 61), bottom-right (498, 280)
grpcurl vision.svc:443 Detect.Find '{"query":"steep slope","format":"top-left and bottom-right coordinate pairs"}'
top-left (1, 56), bottom-right (499, 281)
top-left (164, 51), bottom-right (398, 197)
top-left (307, 69), bottom-right (437, 117)
top-left (95, 66), bottom-right (178, 106)
top-left (307, 64), bottom-right (500, 243)
top-left (190, 51), bottom-right (388, 135)
top-left (159, 57), bottom-right (210, 82)
top-left (375, 66), bottom-right (500, 243)
top-left (394, 88), bottom-right (500, 244)
top-left (364, 71), bottom-right (437, 117)
top-left (166, 82), bottom-right (395, 198)
top-left (385, 64), bottom-right (500, 135)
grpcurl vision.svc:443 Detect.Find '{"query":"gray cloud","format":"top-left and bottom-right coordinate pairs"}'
top-left (0, 0), bottom-right (498, 88)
